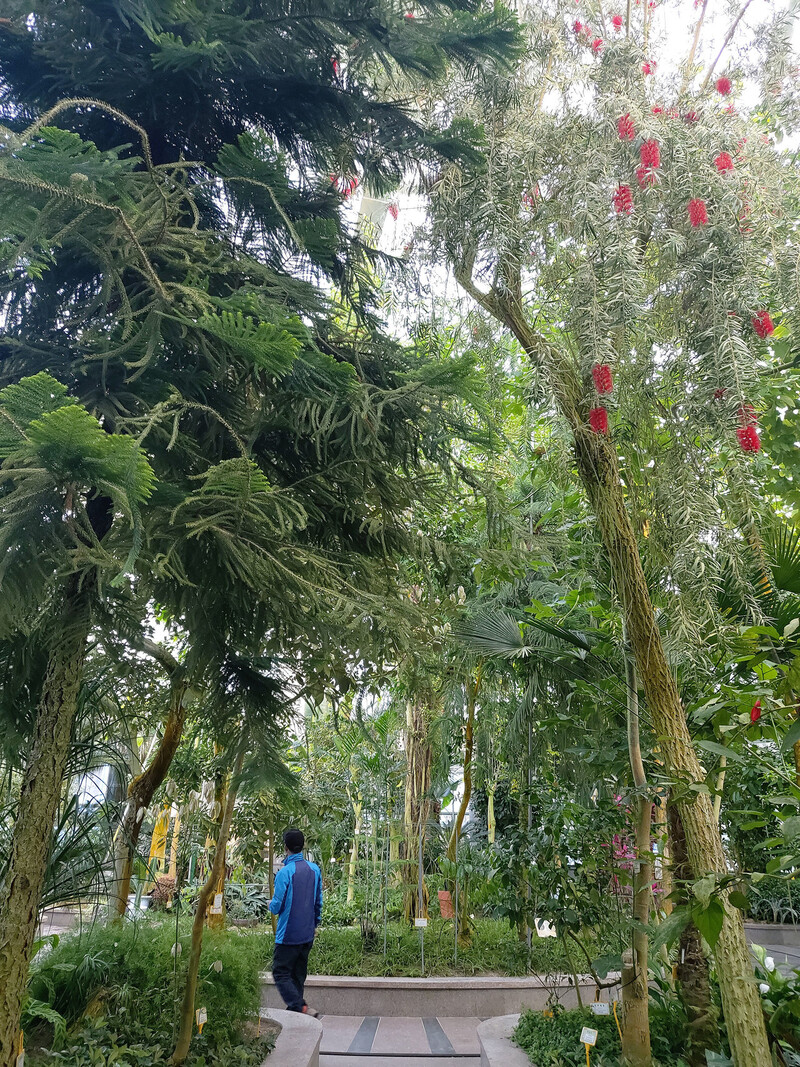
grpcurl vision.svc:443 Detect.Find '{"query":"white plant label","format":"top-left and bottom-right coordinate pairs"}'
top-left (16, 1055), bottom-right (24, 1067)
top-left (196, 1007), bottom-right (208, 1026)
top-left (414, 918), bottom-right (428, 928)
top-left (590, 1002), bottom-right (610, 1015)
top-left (209, 893), bottom-right (223, 915)
top-left (580, 1027), bottom-right (598, 1046)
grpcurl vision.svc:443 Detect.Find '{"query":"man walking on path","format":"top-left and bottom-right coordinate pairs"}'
top-left (269, 828), bottom-right (323, 1016)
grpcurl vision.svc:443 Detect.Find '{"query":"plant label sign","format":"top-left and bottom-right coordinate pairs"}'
top-left (580, 1027), bottom-right (598, 1046)
top-left (16, 1055), bottom-right (24, 1067)
top-left (196, 1007), bottom-right (208, 1033)
top-left (414, 918), bottom-right (428, 928)
top-left (209, 893), bottom-right (223, 915)
top-left (590, 1003), bottom-right (610, 1015)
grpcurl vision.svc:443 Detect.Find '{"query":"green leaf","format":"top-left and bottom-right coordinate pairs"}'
top-left (651, 907), bottom-right (690, 952)
top-left (728, 891), bottom-right (749, 911)
top-left (692, 898), bottom-right (725, 950)
top-left (696, 740), bottom-right (745, 763)
top-left (781, 718), bottom-right (800, 752)
top-left (783, 816), bottom-right (800, 842)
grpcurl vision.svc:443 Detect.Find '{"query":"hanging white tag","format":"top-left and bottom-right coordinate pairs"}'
top-left (16, 1054), bottom-right (24, 1067)
top-left (196, 1007), bottom-right (208, 1026)
top-left (580, 1027), bottom-right (598, 1046)
top-left (590, 1002), bottom-right (610, 1015)
top-left (209, 893), bottom-right (223, 915)
top-left (414, 918), bottom-right (428, 928)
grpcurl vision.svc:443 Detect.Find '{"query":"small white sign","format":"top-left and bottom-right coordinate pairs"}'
top-left (590, 1002), bottom-right (610, 1016)
top-left (209, 893), bottom-right (223, 915)
top-left (580, 1027), bottom-right (598, 1046)
top-left (414, 918), bottom-right (428, 928)
top-left (196, 1007), bottom-right (208, 1026)
top-left (16, 1054), bottom-right (24, 1067)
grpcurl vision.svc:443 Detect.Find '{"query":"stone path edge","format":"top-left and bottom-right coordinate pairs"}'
top-left (260, 971), bottom-right (621, 989)
top-left (477, 1014), bottom-right (530, 1067)
top-left (260, 1008), bottom-right (322, 1067)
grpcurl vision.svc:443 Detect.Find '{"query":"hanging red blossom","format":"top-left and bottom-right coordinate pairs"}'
top-left (589, 407), bottom-right (609, 434)
top-left (652, 106), bottom-right (663, 114)
top-left (684, 110), bottom-right (699, 123)
top-left (592, 37), bottom-right (603, 52)
top-left (737, 425), bottom-right (761, 452)
top-left (716, 76), bottom-right (732, 96)
top-left (592, 364), bottom-right (614, 393)
top-left (573, 18), bottom-right (583, 32)
top-left (617, 113), bottom-right (635, 140)
top-left (612, 13), bottom-right (624, 29)
top-left (635, 164), bottom-right (656, 188)
top-left (752, 310), bottom-right (775, 338)
top-left (750, 699), bottom-right (762, 722)
top-left (737, 403), bottom-right (758, 427)
top-left (713, 388), bottom-right (727, 400)
top-left (640, 140), bottom-right (660, 168)
top-left (714, 151), bottom-right (734, 173)
top-left (331, 56), bottom-right (340, 76)
top-left (613, 184), bottom-right (634, 214)
top-left (688, 198), bottom-right (708, 227)
top-left (642, 60), bottom-right (655, 75)
top-left (388, 202), bottom-right (400, 220)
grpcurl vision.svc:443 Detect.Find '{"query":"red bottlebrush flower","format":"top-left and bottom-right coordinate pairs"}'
top-left (752, 310), bottom-right (775, 338)
top-left (716, 76), bottom-right (732, 96)
top-left (713, 388), bottom-right (727, 400)
top-left (750, 699), bottom-right (762, 722)
top-left (725, 104), bottom-right (737, 115)
top-left (635, 164), bottom-right (656, 188)
top-left (331, 56), bottom-right (340, 76)
top-left (592, 37), bottom-right (603, 52)
top-left (613, 184), bottom-right (634, 214)
top-left (688, 198), bottom-right (708, 227)
top-left (612, 13), bottom-right (624, 29)
top-left (388, 202), bottom-right (400, 220)
top-left (589, 407), bottom-right (609, 434)
top-left (714, 151), bottom-right (734, 173)
top-left (684, 110), bottom-right (699, 123)
top-left (652, 106), bottom-right (663, 114)
top-left (573, 18), bottom-right (583, 32)
top-left (592, 364), bottom-right (614, 393)
top-left (404, 10), bottom-right (415, 17)
top-left (640, 140), bottom-right (660, 168)
top-left (737, 425), bottom-right (761, 452)
top-left (642, 60), bottom-right (655, 75)
top-left (667, 107), bottom-right (679, 119)
top-left (617, 113), bottom-right (635, 140)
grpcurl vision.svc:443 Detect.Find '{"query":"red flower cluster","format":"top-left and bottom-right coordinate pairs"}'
top-left (589, 407), bottom-right (609, 434)
top-left (573, 19), bottom-right (583, 32)
top-left (752, 310), bottom-right (775, 338)
top-left (613, 184), bottom-right (634, 214)
top-left (592, 364), bottom-right (614, 393)
top-left (617, 113), bottom-right (635, 140)
top-left (684, 110), bottom-right (699, 124)
top-left (688, 198), bottom-right (708, 226)
top-left (738, 403), bottom-right (758, 428)
top-left (636, 164), bottom-right (656, 188)
top-left (640, 140), bottom-right (660, 168)
top-left (716, 76), bottom-right (732, 96)
top-left (750, 699), bottom-right (762, 723)
top-left (737, 426), bottom-right (761, 452)
top-left (652, 106), bottom-right (663, 114)
top-left (642, 60), bottom-right (655, 75)
top-left (592, 37), bottom-right (603, 52)
top-left (612, 13), bottom-right (624, 29)
top-left (714, 151), bottom-right (734, 173)
top-left (388, 202), bottom-right (400, 220)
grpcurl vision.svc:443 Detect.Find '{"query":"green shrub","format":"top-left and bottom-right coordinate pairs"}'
top-left (513, 1005), bottom-right (689, 1067)
top-left (28, 916), bottom-right (266, 1052)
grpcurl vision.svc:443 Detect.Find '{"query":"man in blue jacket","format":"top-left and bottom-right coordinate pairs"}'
top-left (269, 828), bottom-right (323, 1015)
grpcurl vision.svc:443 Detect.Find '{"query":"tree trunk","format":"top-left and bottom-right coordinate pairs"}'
top-left (403, 699), bottom-right (431, 922)
top-left (451, 279), bottom-right (771, 1067)
top-left (110, 658), bottom-right (187, 916)
top-left (668, 801), bottom-right (719, 1066)
top-left (206, 772), bottom-right (228, 930)
top-left (0, 572), bottom-right (92, 1064)
top-left (171, 743), bottom-right (245, 1065)
top-left (621, 656), bottom-right (652, 1066)
top-left (447, 669), bottom-right (480, 947)
top-left (346, 786), bottom-right (363, 906)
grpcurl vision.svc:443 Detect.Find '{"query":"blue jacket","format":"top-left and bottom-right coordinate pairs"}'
top-left (269, 852), bottom-right (323, 944)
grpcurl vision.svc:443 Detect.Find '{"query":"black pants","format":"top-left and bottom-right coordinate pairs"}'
top-left (272, 940), bottom-right (313, 1012)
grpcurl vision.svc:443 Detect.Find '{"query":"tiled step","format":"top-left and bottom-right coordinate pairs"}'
top-left (319, 1015), bottom-right (481, 1060)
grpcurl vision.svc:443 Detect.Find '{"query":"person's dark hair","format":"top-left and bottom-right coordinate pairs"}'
top-left (283, 828), bottom-right (304, 854)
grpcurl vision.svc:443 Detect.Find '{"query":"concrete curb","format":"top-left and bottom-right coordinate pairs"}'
top-left (260, 1008), bottom-right (321, 1067)
top-left (260, 972), bottom-right (620, 1018)
top-left (477, 1014), bottom-right (530, 1067)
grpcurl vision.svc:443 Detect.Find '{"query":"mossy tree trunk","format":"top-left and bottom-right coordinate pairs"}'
top-left (171, 743), bottom-right (245, 1065)
top-left (452, 274), bottom-right (772, 1067)
top-left (0, 571), bottom-right (92, 1064)
top-left (403, 699), bottom-right (432, 922)
top-left (446, 668), bottom-right (481, 946)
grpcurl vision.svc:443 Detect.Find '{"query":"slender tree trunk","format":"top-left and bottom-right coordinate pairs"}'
top-left (668, 802), bottom-right (719, 1066)
top-left (169, 807), bottom-right (181, 880)
top-left (110, 661), bottom-right (188, 916)
top-left (207, 772), bottom-right (228, 931)
top-left (171, 743), bottom-right (245, 1065)
top-left (0, 573), bottom-right (92, 1064)
top-left (621, 656), bottom-right (652, 1066)
top-left (346, 779), bottom-right (363, 906)
top-left (447, 669), bottom-right (480, 947)
top-left (403, 699), bottom-right (431, 922)
top-left (451, 278), bottom-right (772, 1067)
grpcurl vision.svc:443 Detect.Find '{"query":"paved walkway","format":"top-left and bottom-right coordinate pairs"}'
top-left (318, 1015), bottom-right (481, 1066)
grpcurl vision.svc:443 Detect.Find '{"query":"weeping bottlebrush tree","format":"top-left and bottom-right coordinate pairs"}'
top-left (426, 1), bottom-right (799, 1064)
